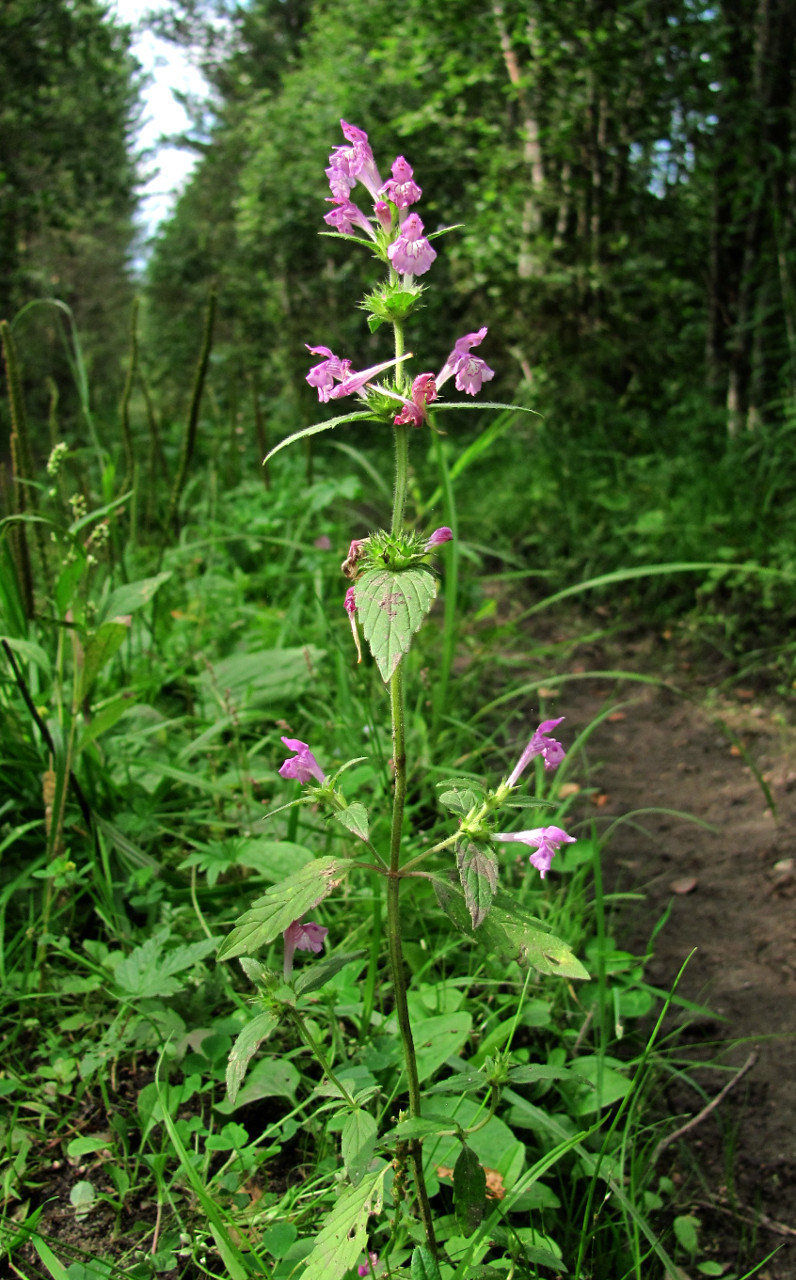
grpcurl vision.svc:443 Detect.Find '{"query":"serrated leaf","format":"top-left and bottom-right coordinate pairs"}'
top-left (217, 857), bottom-right (349, 962)
top-left (411, 1245), bottom-right (443, 1280)
top-left (432, 879), bottom-right (589, 980)
top-left (439, 786), bottom-right (480, 816)
top-left (294, 949), bottom-right (368, 997)
top-left (112, 931), bottom-right (217, 999)
top-left (355, 566), bottom-right (437, 681)
top-left (454, 1144), bottom-right (487, 1237)
top-left (333, 801), bottom-right (369, 842)
top-left (225, 1010), bottom-right (279, 1106)
top-left (341, 1109), bottom-right (377, 1185)
top-left (456, 838), bottom-right (499, 928)
top-left (300, 1164), bottom-right (387, 1280)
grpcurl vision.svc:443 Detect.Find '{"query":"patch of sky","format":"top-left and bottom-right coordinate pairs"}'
top-left (112, 0), bottom-right (214, 257)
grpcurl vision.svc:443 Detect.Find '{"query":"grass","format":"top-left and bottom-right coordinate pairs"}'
top-left (0, 326), bottom-right (788, 1278)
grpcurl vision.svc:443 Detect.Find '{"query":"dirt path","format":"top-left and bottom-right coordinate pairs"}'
top-left (550, 626), bottom-right (796, 1276)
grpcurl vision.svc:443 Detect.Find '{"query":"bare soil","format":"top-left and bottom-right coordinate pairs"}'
top-left (549, 620), bottom-right (796, 1278)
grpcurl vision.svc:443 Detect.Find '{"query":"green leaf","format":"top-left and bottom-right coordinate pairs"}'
top-left (673, 1214), bottom-right (700, 1256)
top-left (454, 1144), bottom-right (487, 1237)
top-left (333, 801), bottom-right (369, 842)
top-left (439, 786), bottom-right (480, 816)
top-left (411, 1245), bottom-right (443, 1280)
top-left (300, 1164), bottom-right (387, 1280)
top-left (432, 880), bottom-right (589, 980)
top-left (79, 621), bottom-right (129, 700)
top-left (226, 1010), bottom-right (279, 1106)
top-left (264, 410), bottom-right (377, 466)
top-left (217, 857), bottom-right (349, 961)
top-left (392, 1115), bottom-right (458, 1141)
top-left (78, 693), bottom-right (134, 749)
top-left (456, 838), bottom-right (499, 928)
top-left (412, 1011), bottom-right (473, 1083)
top-left (112, 931), bottom-right (217, 999)
top-left (0, 635), bottom-right (51, 675)
top-left (356, 565), bottom-right (437, 681)
top-left (294, 949), bottom-right (368, 997)
top-left (234, 838), bottom-right (315, 882)
top-left (98, 571), bottom-right (171, 624)
top-left (341, 1109), bottom-right (377, 1185)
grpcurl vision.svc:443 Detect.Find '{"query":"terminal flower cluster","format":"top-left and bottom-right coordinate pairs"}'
top-left (306, 121), bottom-right (494, 421)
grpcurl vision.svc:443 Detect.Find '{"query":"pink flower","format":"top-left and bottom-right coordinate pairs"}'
top-left (358, 1253), bottom-right (379, 1277)
top-left (342, 537), bottom-right (368, 578)
top-left (425, 526), bottom-right (453, 549)
top-left (326, 121), bottom-right (383, 201)
top-left (314, 535), bottom-right (332, 550)
top-left (283, 917), bottom-right (328, 980)
top-left (387, 213), bottom-right (437, 276)
top-left (374, 200), bottom-right (392, 231)
top-left (506, 718), bottom-right (566, 786)
top-left (279, 737), bottom-right (326, 785)
top-left (381, 155), bottom-right (422, 209)
top-left (344, 586), bottom-right (362, 664)
top-left (493, 826), bottom-right (576, 879)
top-left (305, 345), bottom-right (353, 403)
top-left (328, 355), bottom-right (407, 401)
top-left (393, 372), bottom-right (437, 426)
top-left (324, 197), bottom-right (376, 239)
top-left (437, 327), bottom-right (495, 396)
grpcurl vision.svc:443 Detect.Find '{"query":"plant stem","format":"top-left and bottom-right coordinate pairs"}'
top-left (386, 662), bottom-right (437, 1251)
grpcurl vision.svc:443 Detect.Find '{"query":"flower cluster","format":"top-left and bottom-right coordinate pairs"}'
top-left (340, 527), bottom-right (453, 660)
top-left (306, 121), bottom-right (494, 419)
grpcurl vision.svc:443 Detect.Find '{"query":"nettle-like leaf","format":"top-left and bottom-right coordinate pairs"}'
top-left (333, 801), bottom-right (369, 842)
top-left (355, 566), bottom-right (437, 682)
top-left (300, 1164), bottom-right (388, 1280)
top-left (341, 1109), bottom-right (378, 1186)
top-left (432, 879), bottom-right (589, 980)
top-left (438, 784), bottom-right (481, 816)
top-left (456, 838), bottom-right (499, 928)
top-left (225, 1010), bottom-right (279, 1106)
top-left (217, 857), bottom-right (349, 962)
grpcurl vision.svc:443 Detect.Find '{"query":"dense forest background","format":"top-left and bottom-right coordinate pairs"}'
top-left (2, 0), bottom-right (796, 632)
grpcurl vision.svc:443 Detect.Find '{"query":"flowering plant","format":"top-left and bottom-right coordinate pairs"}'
top-left (218, 121), bottom-right (585, 1277)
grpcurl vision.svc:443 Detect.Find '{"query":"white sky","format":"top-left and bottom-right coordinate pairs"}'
top-left (111, 0), bottom-right (210, 239)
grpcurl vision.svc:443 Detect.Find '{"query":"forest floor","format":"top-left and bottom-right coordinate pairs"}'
top-left (537, 610), bottom-right (796, 1279)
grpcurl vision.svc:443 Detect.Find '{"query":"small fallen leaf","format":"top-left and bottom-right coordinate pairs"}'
top-left (736, 688), bottom-right (755, 699)
top-left (538, 687), bottom-right (560, 698)
top-left (607, 712), bottom-right (626, 722)
top-left (730, 745), bottom-right (742, 757)
top-left (670, 876), bottom-right (698, 895)
top-left (589, 792), bottom-right (610, 807)
top-left (436, 1165), bottom-right (454, 1181)
top-left (558, 782), bottom-right (581, 798)
top-left (484, 1167), bottom-right (505, 1200)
